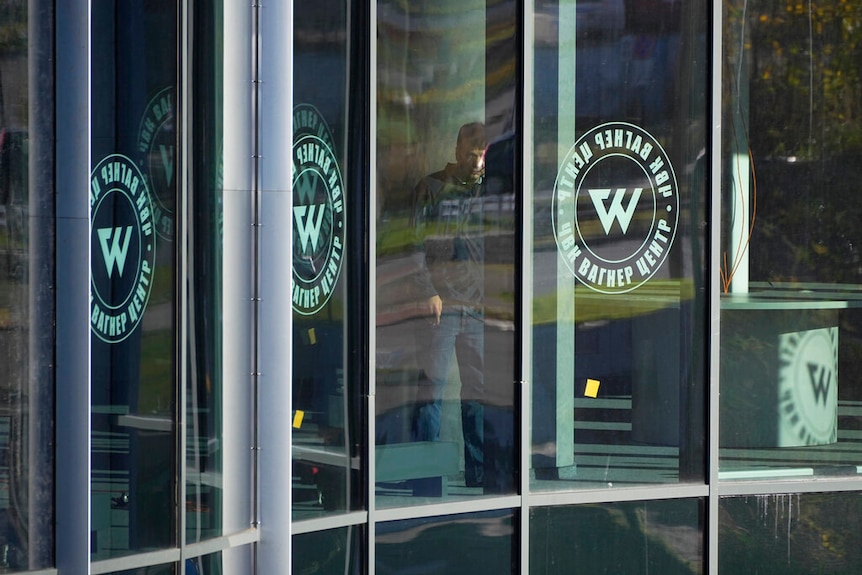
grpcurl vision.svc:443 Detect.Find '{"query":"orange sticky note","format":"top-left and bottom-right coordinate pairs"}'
top-left (293, 410), bottom-right (305, 428)
top-left (585, 379), bottom-right (600, 398)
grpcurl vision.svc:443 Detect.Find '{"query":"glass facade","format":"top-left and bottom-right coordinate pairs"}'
top-left (719, 0), bottom-right (862, 485)
top-left (374, 0), bottom-right (518, 504)
top-left (11, 0), bottom-right (862, 573)
top-left (0, 0), bottom-right (53, 571)
top-left (90, 0), bottom-right (178, 559)
top-left (530, 0), bottom-right (707, 490)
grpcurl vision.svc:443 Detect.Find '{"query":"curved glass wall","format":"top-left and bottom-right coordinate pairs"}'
top-left (529, 0), bottom-right (708, 490)
top-left (90, 0), bottom-right (178, 560)
top-left (719, 0), bottom-right (862, 481)
top-left (0, 0), bottom-right (53, 570)
top-left (374, 0), bottom-right (519, 506)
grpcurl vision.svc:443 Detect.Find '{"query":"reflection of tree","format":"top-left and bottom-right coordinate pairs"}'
top-left (741, 0), bottom-right (862, 158)
top-left (720, 494), bottom-right (862, 574)
top-left (725, 0), bottom-right (862, 284)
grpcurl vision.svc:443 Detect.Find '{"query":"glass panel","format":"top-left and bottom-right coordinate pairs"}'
top-left (293, 527), bottom-right (362, 575)
top-left (720, 493), bottom-right (862, 573)
top-left (0, 0), bottom-right (53, 570)
top-left (376, 510), bottom-right (515, 574)
top-left (292, 1), bottom-right (359, 518)
top-left (530, 0), bottom-right (708, 489)
top-left (186, 552), bottom-right (222, 575)
top-left (530, 499), bottom-right (704, 574)
top-left (91, 0), bottom-right (178, 558)
top-left (187, 0), bottom-right (223, 543)
top-left (374, 0), bottom-right (518, 506)
top-left (109, 564), bottom-right (176, 575)
top-left (719, 0), bottom-right (862, 480)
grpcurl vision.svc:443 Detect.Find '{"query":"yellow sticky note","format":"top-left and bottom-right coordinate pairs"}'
top-left (585, 379), bottom-right (600, 398)
top-left (301, 328), bottom-right (317, 345)
top-left (293, 410), bottom-right (305, 429)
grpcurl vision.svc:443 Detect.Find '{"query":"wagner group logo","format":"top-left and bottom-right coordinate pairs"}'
top-left (137, 86), bottom-right (175, 241)
top-left (552, 122), bottom-right (679, 294)
top-left (292, 109), bottom-right (345, 316)
top-left (90, 154), bottom-right (156, 343)
top-left (778, 327), bottom-right (839, 446)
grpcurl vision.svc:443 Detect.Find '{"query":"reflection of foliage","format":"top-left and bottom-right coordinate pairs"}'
top-left (720, 494), bottom-right (862, 574)
top-left (531, 502), bottom-right (702, 574)
top-left (741, 0), bottom-right (862, 158)
top-left (0, 1), bottom-right (27, 52)
top-left (724, 0), bottom-right (862, 284)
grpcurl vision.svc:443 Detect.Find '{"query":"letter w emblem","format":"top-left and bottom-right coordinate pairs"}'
top-left (294, 205), bottom-right (326, 254)
top-left (807, 362), bottom-right (832, 405)
top-left (589, 188), bottom-right (643, 235)
top-left (98, 226), bottom-right (134, 277)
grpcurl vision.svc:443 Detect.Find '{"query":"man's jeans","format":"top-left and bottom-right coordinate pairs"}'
top-left (414, 306), bottom-right (484, 486)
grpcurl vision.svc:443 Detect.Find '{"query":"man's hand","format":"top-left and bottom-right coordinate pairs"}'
top-left (426, 295), bottom-right (443, 325)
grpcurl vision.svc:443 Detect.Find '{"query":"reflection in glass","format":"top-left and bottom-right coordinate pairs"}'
top-left (186, 552), bottom-right (222, 575)
top-left (293, 527), bottom-right (361, 575)
top-left (90, 0), bottom-right (177, 558)
top-left (0, 0), bottom-right (53, 570)
top-left (291, 0), bottom-right (359, 519)
top-left (109, 564), bottom-right (175, 575)
top-left (376, 510), bottom-right (514, 575)
top-left (530, 499), bottom-right (703, 574)
top-left (375, 0), bottom-right (518, 506)
top-left (720, 493), bottom-right (862, 574)
top-left (530, 0), bottom-right (707, 489)
top-left (187, 0), bottom-right (224, 542)
top-left (719, 0), bottom-right (862, 480)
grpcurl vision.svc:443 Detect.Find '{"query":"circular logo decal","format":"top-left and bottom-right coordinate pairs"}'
top-left (90, 154), bottom-right (156, 343)
top-left (778, 327), bottom-right (839, 446)
top-left (292, 132), bottom-right (345, 316)
top-left (552, 122), bottom-right (679, 294)
top-left (137, 86), bottom-right (175, 241)
top-left (293, 103), bottom-right (335, 149)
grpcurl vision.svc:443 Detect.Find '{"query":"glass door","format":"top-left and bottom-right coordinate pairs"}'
top-left (529, 0), bottom-right (708, 490)
top-left (374, 0), bottom-right (519, 505)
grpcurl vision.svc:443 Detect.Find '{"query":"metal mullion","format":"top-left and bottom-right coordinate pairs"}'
top-left (178, 0), bottom-right (191, 569)
top-left (520, 0), bottom-right (535, 573)
top-left (708, 0), bottom-right (725, 570)
top-left (368, 0), bottom-right (379, 570)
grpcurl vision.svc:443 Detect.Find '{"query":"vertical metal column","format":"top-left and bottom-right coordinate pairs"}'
top-left (257, 0), bottom-right (294, 572)
top-left (221, 0), bottom-right (254, 572)
top-left (28, 0), bottom-right (56, 568)
top-left (55, 0), bottom-right (92, 573)
top-left (709, 0), bottom-right (725, 570)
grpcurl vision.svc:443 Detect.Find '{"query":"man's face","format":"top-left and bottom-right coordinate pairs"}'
top-left (455, 142), bottom-right (486, 185)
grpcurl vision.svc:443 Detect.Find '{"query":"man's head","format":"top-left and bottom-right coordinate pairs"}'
top-left (454, 122), bottom-right (486, 185)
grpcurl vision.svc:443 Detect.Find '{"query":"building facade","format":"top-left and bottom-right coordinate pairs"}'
top-left (2, 0), bottom-right (862, 573)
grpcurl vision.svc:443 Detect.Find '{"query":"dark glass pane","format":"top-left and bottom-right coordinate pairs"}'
top-left (291, 0), bottom-right (360, 519)
top-left (530, 0), bottom-right (708, 490)
top-left (109, 564), bottom-right (176, 575)
top-left (530, 499), bottom-right (704, 574)
top-left (374, 0), bottom-right (519, 506)
top-left (186, 552), bottom-right (222, 575)
top-left (720, 493), bottom-right (862, 574)
top-left (720, 0), bottom-right (862, 480)
top-left (0, 0), bottom-right (54, 570)
top-left (187, 0), bottom-right (224, 543)
top-left (90, 0), bottom-right (178, 558)
top-left (293, 527), bottom-right (362, 575)
top-left (376, 510), bottom-right (515, 575)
